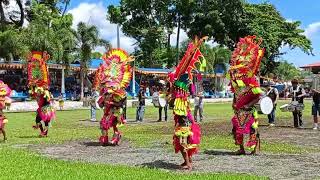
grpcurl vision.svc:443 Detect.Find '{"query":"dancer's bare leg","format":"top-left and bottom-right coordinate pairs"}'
top-left (1, 129), bottom-right (6, 141)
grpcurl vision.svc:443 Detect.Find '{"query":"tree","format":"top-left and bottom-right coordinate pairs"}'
top-left (74, 22), bottom-right (106, 100)
top-left (22, 2), bottom-right (76, 65)
top-left (274, 60), bottom-right (301, 81)
top-left (201, 45), bottom-right (231, 74)
top-left (107, 0), bottom-right (176, 67)
top-left (244, 3), bottom-right (313, 63)
top-left (180, 0), bottom-right (247, 48)
top-left (0, 26), bottom-right (28, 61)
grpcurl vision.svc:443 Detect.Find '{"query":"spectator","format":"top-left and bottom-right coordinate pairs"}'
top-left (157, 85), bottom-right (168, 122)
top-left (194, 91), bottom-right (204, 122)
top-left (136, 88), bottom-right (146, 122)
top-left (311, 89), bottom-right (320, 130)
top-left (90, 90), bottom-right (99, 121)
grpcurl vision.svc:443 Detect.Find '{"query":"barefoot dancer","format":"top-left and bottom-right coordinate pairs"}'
top-left (27, 51), bottom-right (56, 137)
top-left (0, 81), bottom-right (11, 141)
top-left (94, 49), bottom-right (133, 145)
top-left (168, 37), bottom-right (205, 170)
top-left (228, 36), bottom-right (265, 155)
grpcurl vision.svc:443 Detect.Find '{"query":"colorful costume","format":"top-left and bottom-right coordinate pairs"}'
top-left (228, 36), bottom-right (264, 154)
top-left (0, 80), bottom-right (11, 141)
top-left (27, 51), bottom-right (56, 137)
top-left (94, 49), bottom-right (133, 145)
top-left (168, 37), bottom-right (204, 167)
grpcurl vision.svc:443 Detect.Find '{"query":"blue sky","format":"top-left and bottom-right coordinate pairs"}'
top-left (67, 0), bottom-right (320, 67)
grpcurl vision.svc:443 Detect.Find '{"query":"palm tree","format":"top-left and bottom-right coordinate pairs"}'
top-left (74, 22), bottom-right (109, 100)
top-left (201, 45), bottom-right (231, 90)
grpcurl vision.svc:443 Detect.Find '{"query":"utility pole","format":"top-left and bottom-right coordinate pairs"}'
top-left (117, 25), bottom-right (120, 48)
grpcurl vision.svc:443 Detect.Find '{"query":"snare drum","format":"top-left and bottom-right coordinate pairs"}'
top-left (255, 96), bottom-right (274, 114)
top-left (280, 102), bottom-right (304, 112)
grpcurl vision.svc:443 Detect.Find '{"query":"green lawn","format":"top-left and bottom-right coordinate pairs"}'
top-left (0, 100), bottom-right (313, 179)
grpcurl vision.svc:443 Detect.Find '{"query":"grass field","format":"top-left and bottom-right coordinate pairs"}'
top-left (0, 100), bottom-right (315, 179)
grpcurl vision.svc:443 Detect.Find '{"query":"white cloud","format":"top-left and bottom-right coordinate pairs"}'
top-left (170, 28), bottom-right (189, 46)
top-left (68, 2), bottom-right (136, 53)
top-left (3, 0), bottom-right (28, 27)
top-left (304, 22), bottom-right (320, 38)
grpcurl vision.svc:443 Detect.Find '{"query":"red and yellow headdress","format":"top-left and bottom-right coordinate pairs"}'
top-left (228, 36), bottom-right (265, 110)
top-left (27, 51), bottom-right (51, 100)
top-left (0, 80), bottom-right (11, 97)
top-left (168, 37), bottom-right (206, 116)
top-left (27, 51), bottom-right (50, 89)
top-left (229, 36), bottom-right (264, 80)
top-left (94, 49), bottom-right (133, 98)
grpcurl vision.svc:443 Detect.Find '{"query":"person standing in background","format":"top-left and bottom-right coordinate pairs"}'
top-left (289, 79), bottom-right (306, 128)
top-left (136, 87), bottom-right (146, 122)
top-left (90, 90), bottom-right (99, 122)
top-left (266, 84), bottom-right (279, 126)
top-left (194, 91), bottom-right (204, 122)
top-left (311, 89), bottom-right (320, 130)
top-left (157, 83), bottom-right (168, 122)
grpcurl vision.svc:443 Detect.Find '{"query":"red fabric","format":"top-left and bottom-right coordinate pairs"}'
top-left (231, 113), bottom-right (255, 145)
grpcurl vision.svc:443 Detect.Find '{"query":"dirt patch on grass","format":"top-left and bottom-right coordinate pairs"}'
top-left (42, 117), bottom-right (320, 179)
top-left (31, 139), bottom-right (320, 180)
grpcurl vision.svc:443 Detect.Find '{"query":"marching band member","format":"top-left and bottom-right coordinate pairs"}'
top-left (0, 81), bottom-right (11, 141)
top-left (289, 79), bottom-right (306, 128)
top-left (228, 36), bottom-right (265, 155)
top-left (168, 37), bottom-right (205, 170)
top-left (266, 83), bottom-right (279, 126)
top-left (94, 49), bottom-right (133, 145)
top-left (27, 51), bottom-right (56, 137)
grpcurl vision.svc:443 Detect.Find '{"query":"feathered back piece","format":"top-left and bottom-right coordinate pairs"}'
top-left (94, 49), bottom-right (133, 98)
top-left (168, 36), bottom-right (207, 84)
top-left (229, 36), bottom-right (264, 80)
top-left (168, 37), bottom-right (206, 116)
top-left (27, 51), bottom-right (50, 89)
top-left (228, 36), bottom-right (265, 110)
top-left (27, 51), bottom-right (51, 100)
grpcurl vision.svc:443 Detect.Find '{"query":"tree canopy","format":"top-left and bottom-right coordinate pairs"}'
top-left (107, 0), bottom-right (313, 73)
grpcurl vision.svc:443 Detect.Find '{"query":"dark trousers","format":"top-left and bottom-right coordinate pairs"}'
top-left (268, 105), bottom-right (276, 124)
top-left (123, 106), bottom-right (126, 119)
top-left (292, 111), bottom-right (303, 127)
top-left (159, 105), bottom-right (168, 121)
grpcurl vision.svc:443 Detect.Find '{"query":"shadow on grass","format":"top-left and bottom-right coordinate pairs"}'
top-left (126, 120), bottom-right (169, 124)
top-left (140, 160), bottom-right (180, 170)
top-left (18, 135), bottom-right (41, 139)
top-left (203, 149), bottom-right (237, 156)
top-left (81, 141), bottom-right (119, 147)
top-left (78, 119), bottom-right (99, 123)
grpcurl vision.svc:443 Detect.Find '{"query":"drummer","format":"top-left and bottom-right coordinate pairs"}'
top-left (289, 79), bottom-right (306, 128)
top-left (266, 83), bottom-right (279, 126)
top-left (157, 81), bottom-right (168, 122)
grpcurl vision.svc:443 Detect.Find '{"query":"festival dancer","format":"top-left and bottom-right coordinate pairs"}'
top-left (94, 49), bottom-right (133, 146)
top-left (228, 36), bottom-right (265, 155)
top-left (168, 37), bottom-right (205, 170)
top-left (27, 51), bottom-right (56, 137)
top-left (0, 81), bottom-right (11, 141)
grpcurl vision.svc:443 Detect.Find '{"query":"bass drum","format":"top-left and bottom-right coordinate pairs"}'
top-left (255, 96), bottom-right (274, 115)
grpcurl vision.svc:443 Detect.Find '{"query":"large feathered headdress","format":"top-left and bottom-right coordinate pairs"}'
top-left (168, 36), bottom-right (207, 91)
top-left (94, 49), bottom-right (133, 97)
top-left (229, 36), bottom-right (264, 80)
top-left (27, 51), bottom-right (50, 89)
